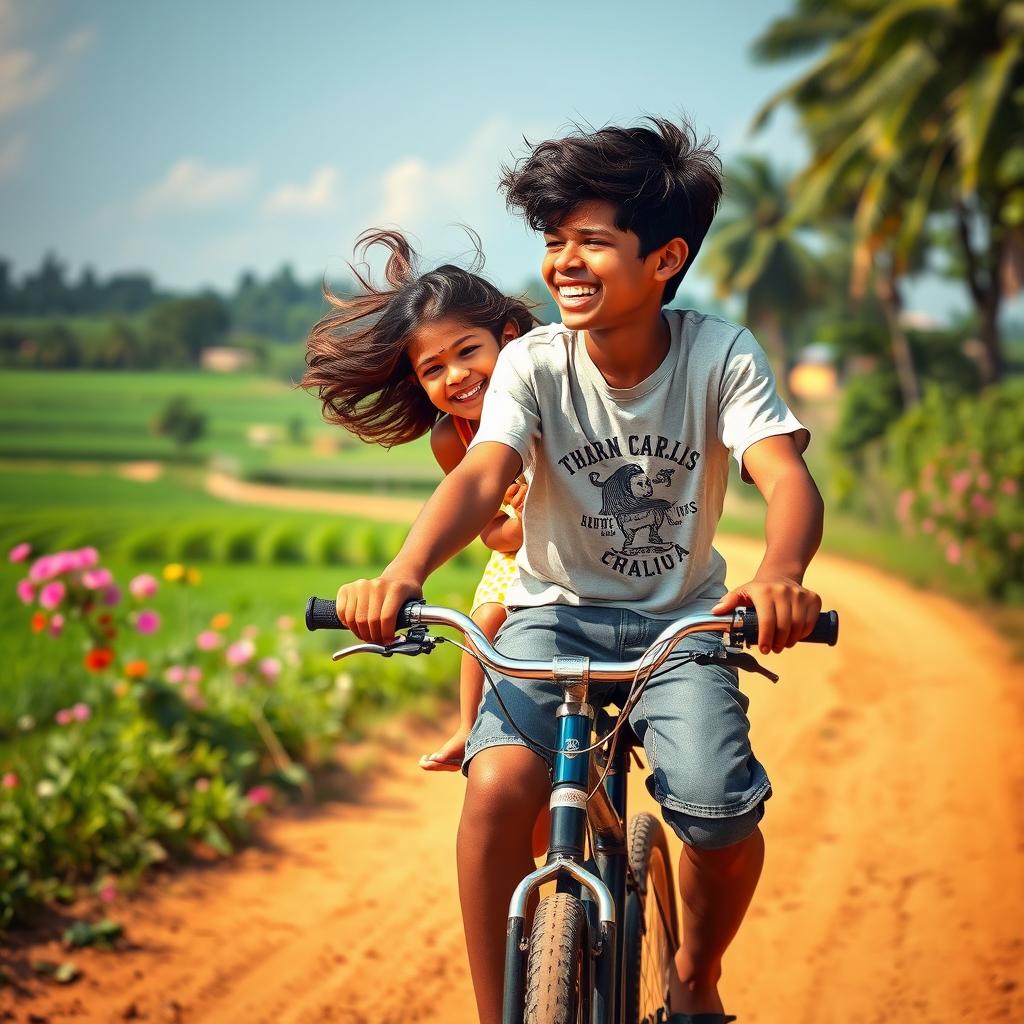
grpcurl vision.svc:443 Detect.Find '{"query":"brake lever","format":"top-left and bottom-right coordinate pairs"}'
top-left (693, 646), bottom-right (780, 684)
top-left (332, 627), bottom-right (436, 662)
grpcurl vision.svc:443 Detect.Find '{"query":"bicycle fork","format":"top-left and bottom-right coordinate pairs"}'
top-left (502, 657), bottom-right (627, 1024)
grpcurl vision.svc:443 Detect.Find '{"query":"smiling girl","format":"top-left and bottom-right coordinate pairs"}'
top-left (301, 229), bottom-right (536, 771)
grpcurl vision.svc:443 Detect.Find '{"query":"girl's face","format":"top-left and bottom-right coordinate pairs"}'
top-left (407, 316), bottom-right (514, 421)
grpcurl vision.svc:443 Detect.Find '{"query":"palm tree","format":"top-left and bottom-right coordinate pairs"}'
top-left (701, 155), bottom-right (820, 404)
top-left (752, 0), bottom-right (1024, 386)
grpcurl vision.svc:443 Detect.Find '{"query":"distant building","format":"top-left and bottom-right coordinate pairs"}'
top-left (200, 347), bottom-right (255, 372)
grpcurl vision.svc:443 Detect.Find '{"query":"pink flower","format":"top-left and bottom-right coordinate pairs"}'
top-left (977, 472), bottom-right (991, 490)
top-left (1009, 533), bottom-right (1023, 551)
top-left (51, 551), bottom-right (80, 574)
top-left (98, 877), bottom-right (117, 904)
top-left (165, 665), bottom-right (185, 684)
top-left (896, 489), bottom-right (914, 524)
top-left (135, 609), bottom-right (161, 634)
top-left (196, 630), bottom-right (222, 651)
top-left (71, 702), bottom-right (91, 722)
top-left (233, 671), bottom-right (248, 687)
top-left (276, 615), bottom-right (295, 632)
top-left (999, 479), bottom-right (1018, 496)
top-left (226, 639), bottom-right (255, 667)
top-left (129, 573), bottom-right (159, 600)
top-left (950, 470), bottom-right (972, 495)
top-left (29, 556), bottom-right (56, 582)
top-left (183, 682), bottom-right (206, 709)
top-left (968, 450), bottom-right (982, 467)
top-left (102, 584), bottom-right (122, 606)
top-left (195, 777), bottom-right (210, 792)
top-left (2, 772), bottom-right (18, 789)
top-left (8, 542), bottom-right (30, 563)
top-left (38, 580), bottom-right (66, 610)
top-left (49, 613), bottom-right (64, 637)
top-left (246, 785), bottom-right (272, 806)
top-left (82, 568), bottom-right (114, 590)
top-left (16, 579), bottom-right (34, 605)
top-left (242, 624), bottom-right (260, 639)
top-left (258, 657), bottom-right (281, 681)
top-left (921, 518), bottom-right (936, 534)
top-left (55, 708), bottom-right (73, 726)
top-left (78, 547), bottom-right (99, 569)
top-left (945, 542), bottom-right (962, 565)
top-left (969, 493), bottom-right (994, 517)
top-left (185, 666), bottom-right (202, 684)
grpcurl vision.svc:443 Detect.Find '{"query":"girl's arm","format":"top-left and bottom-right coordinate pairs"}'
top-left (431, 418), bottom-right (522, 555)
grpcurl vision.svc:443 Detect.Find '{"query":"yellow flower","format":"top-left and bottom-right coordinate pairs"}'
top-left (186, 567), bottom-right (202, 585)
top-left (163, 563), bottom-right (185, 582)
top-left (113, 681), bottom-right (130, 698)
top-left (210, 612), bottom-right (232, 631)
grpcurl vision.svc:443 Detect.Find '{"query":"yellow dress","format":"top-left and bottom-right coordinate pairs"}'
top-left (452, 415), bottom-right (521, 612)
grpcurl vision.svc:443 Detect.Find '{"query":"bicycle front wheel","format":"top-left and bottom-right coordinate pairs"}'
top-left (524, 892), bottom-right (589, 1024)
top-left (623, 812), bottom-right (679, 1024)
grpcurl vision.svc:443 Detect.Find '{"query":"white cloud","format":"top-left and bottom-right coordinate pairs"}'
top-left (371, 116), bottom-right (524, 231)
top-left (137, 158), bottom-right (258, 214)
top-left (0, 131), bottom-right (26, 179)
top-left (0, 48), bottom-right (57, 116)
top-left (0, 24), bottom-right (95, 119)
top-left (264, 165), bottom-right (339, 213)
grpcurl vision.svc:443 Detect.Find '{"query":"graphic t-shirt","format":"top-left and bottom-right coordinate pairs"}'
top-left (469, 309), bottom-right (809, 618)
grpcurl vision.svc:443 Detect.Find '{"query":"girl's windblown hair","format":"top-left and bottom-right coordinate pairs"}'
top-left (302, 229), bottom-right (536, 448)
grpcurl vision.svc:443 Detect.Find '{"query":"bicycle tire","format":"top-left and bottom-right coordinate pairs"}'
top-left (623, 812), bottom-right (680, 1024)
top-left (524, 892), bottom-right (588, 1024)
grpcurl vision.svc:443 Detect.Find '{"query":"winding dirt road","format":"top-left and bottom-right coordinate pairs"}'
top-left (3, 536), bottom-right (1023, 1023)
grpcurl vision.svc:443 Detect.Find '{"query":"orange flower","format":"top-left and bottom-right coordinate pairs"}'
top-left (113, 681), bottom-right (130, 698)
top-left (124, 659), bottom-right (149, 679)
top-left (186, 567), bottom-right (202, 585)
top-left (31, 612), bottom-right (47, 633)
top-left (84, 648), bottom-right (114, 672)
top-left (210, 612), bottom-right (232, 631)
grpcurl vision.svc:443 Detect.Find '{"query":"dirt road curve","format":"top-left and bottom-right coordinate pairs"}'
top-left (4, 536), bottom-right (1023, 1024)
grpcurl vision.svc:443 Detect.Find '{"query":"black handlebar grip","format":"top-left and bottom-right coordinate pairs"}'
top-left (305, 596), bottom-right (343, 631)
top-left (740, 609), bottom-right (839, 647)
top-left (304, 597), bottom-right (423, 632)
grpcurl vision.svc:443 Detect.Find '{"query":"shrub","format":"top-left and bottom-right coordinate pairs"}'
top-left (885, 381), bottom-right (1024, 599)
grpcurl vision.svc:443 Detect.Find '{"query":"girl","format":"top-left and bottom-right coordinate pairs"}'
top-left (302, 228), bottom-right (535, 773)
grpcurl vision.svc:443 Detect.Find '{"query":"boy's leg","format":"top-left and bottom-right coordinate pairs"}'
top-left (626, 621), bottom-right (772, 1017)
top-left (671, 827), bottom-right (765, 1014)
top-left (421, 602), bottom-right (508, 770)
top-left (457, 744), bottom-right (550, 1024)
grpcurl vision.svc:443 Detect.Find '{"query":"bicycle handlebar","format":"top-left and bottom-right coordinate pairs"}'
top-left (304, 596), bottom-right (839, 683)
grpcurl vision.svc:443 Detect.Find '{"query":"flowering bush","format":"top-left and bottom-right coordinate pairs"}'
top-left (886, 381), bottom-right (1024, 599)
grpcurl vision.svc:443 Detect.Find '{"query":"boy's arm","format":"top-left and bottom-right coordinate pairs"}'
top-left (711, 433), bottom-right (824, 654)
top-left (337, 441), bottom-right (523, 644)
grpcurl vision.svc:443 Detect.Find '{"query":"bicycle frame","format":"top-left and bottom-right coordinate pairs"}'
top-left (502, 661), bottom-right (631, 1024)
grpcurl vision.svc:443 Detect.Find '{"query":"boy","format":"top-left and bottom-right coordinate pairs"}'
top-left (337, 117), bottom-right (823, 1023)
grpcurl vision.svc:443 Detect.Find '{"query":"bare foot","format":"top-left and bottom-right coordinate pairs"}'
top-left (419, 729), bottom-right (469, 772)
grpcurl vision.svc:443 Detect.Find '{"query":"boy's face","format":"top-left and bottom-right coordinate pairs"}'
top-left (541, 200), bottom-right (670, 332)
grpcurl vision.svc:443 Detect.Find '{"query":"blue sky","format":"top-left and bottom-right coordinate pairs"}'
top-left (0, 0), bottom-right (985, 319)
top-left (1, 0), bottom-right (813, 296)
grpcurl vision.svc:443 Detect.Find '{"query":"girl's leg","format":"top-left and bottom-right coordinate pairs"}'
top-left (421, 603), bottom-right (509, 771)
top-left (458, 744), bottom-right (551, 1024)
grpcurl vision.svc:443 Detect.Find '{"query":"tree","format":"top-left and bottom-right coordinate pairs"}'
top-left (151, 395), bottom-right (206, 452)
top-left (146, 296), bottom-right (230, 364)
top-left (700, 155), bottom-right (820, 402)
top-left (753, 0), bottom-right (1024, 386)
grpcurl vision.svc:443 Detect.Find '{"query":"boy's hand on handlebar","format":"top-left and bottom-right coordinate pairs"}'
top-left (336, 573), bottom-right (423, 645)
top-left (711, 576), bottom-right (822, 654)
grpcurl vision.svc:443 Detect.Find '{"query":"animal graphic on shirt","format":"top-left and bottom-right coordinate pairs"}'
top-left (588, 464), bottom-right (684, 555)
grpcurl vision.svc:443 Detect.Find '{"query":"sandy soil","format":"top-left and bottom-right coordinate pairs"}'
top-left (3, 536), bottom-right (1023, 1024)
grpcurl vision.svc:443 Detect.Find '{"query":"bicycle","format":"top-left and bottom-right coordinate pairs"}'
top-left (306, 596), bottom-right (839, 1023)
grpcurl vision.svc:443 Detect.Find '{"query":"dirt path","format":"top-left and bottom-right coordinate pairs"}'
top-left (3, 536), bottom-right (1023, 1023)
top-left (205, 470), bottom-right (426, 522)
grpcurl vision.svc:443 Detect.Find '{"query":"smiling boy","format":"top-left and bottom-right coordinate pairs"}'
top-left (336, 118), bottom-right (824, 1023)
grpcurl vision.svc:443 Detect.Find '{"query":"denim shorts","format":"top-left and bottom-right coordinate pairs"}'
top-left (463, 604), bottom-right (771, 843)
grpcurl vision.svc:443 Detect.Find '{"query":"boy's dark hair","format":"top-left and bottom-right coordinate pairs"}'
top-left (498, 116), bottom-right (722, 304)
top-left (301, 229), bottom-right (536, 448)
